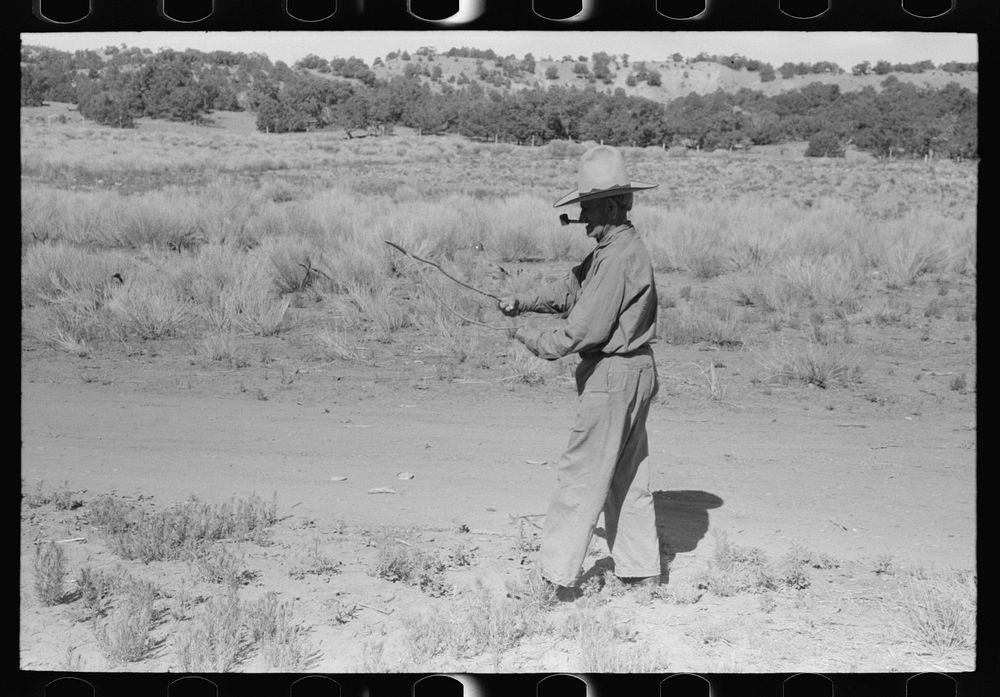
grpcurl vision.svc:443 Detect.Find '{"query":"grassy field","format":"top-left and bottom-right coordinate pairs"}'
top-left (21, 103), bottom-right (976, 381)
top-left (20, 103), bottom-right (977, 673)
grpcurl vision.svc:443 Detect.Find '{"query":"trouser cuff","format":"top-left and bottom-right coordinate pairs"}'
top-left (613, 567), bottom-right (661, 579)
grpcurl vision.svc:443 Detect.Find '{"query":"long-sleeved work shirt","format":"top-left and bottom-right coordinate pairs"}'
top-left (514, 224), bottom-right (658, 360)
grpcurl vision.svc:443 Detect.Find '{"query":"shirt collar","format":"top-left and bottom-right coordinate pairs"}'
top-left (594, 223), bottom-right (633, 249)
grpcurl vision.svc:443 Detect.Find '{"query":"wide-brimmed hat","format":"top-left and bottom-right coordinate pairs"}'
top-left (553, 145), bottom-right (658, 208)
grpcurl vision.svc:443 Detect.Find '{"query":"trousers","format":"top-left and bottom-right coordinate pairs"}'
top-left (538, 346), bottom-right (661, 586)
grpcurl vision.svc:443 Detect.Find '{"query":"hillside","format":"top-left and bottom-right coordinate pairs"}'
top-left (363, 53), bottom-right (978, 103)
top-left (22, 44), bottom-right (978, 106)
top-left (20, 45), bottom-right (978, 158)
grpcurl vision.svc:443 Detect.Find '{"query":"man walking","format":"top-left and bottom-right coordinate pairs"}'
top-left (499, 145), bottom-right (661, 596)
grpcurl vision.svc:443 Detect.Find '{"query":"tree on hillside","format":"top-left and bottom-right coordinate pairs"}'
top-left (747, 111), bottom-right (782, 145)
top-left (873, 60), bottom-right (893, 75)
top-left (296, 54), bottom-right (329, 71)
top-left (811, 61), bottom-right (842, 75)
top-left (21, 47), bottom-right (77, 102)
top-left (578, 98), bottom-right (633, 144)
top-left (130, 54), bottom-right (210, 122)
top-left (72, 49), bottom-right (104, 72)
top-left (327, 57), bottom-right (376, 85)
top-left (940, 61), bottom-right (977, 73)
top-left (21, 67), bottom-right (48, 106)
top-left (253, 73), bottom-right (354, 132)
top-left (805, 130), bottom-right (846, 157)
top-left (337, 92), bottom-right (374, 135)
top-left (75, 71), bottom-right (138, 127)
top-left (591, 52), bottom-right (613, 83)
top-left (198, 68), bottom-right (241, 111)
top-left (256, 95), bottom-right (308, 133)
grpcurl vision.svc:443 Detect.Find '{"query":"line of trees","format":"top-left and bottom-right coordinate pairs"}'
top-left (247, 76), bottom-right (977, 158)
top-left (20, 45), bottom-right (978, 159)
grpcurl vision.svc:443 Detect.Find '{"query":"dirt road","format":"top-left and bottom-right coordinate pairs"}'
top-left (21, 376), bottom-right (975, 572)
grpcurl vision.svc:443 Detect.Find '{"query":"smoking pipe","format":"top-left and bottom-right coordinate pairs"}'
top-left (559, 214), bottom-right (586, 226)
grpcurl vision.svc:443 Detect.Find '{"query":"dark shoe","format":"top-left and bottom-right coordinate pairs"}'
top-left (618, 574), bottom-right (662, 587)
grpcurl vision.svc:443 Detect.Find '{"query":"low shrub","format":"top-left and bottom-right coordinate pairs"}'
top-left (33, 541), bottom-right (67, 605)
top-left (370, 538), bottom-right (451, 597)
top-left (94, 574), bottom-right (158, 665)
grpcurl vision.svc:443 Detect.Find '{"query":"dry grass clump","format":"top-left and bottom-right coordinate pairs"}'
top-left (75, 564), bottom-right (124, 618)
top-left (731, 272), bottom-right (791, 314)
top-left (782, 543), bottom-right (840, 571)
top-left (454, 581), bottom-right (533, 670)
top-left (21, 241), bottom-right (134, 308)
top-left (21, 245), bottom-right (203, 347)
top-left (105, 273), bottom-right (195, 340)
top-left (244, 591), bottom-right (317, 670)
top-left (175, 589), bottom-right (246, 672)
top-left (94, 573), bottom-right (159, 665)
top-left (863, 294), bottom-right (912, 325)
top-left (32, 541), bottom-right (68, 605)
top-left (658, 294), bottom-right (745, 348)
top-left (399, 607), bottom-right (455, 667)
top-left (695, 531), bottom-right (778, 597)
top-left (200, 331), bottom-right (250, 368)
top-left (876, 212), bottom-right (973, 288)
top-left (265, 237), bottom-right (328, 295)
top-left (773, 254), bottom-right (868, 314)
top-left (20, 184), bottom-right (122, 245)
top-left (187, 543), bottom-right (256, 589)
top-left (197, 254), bottom-right (291, 337)
top-left (23, 480), bottom-right (81, 510)
top-left (169, 245), bottom-right (295, 337)
top-left (169, 243), bottom-right (244, 307)
top-left (731, 255), bottom-right (867, 319)
top-left (193, 178), bottom-right (270, 247)
top-left (640, 197), bottom-right (805, 278)
top-left (370, 538), bottom-right (452, 597)
top-left (341, 281), bottom-right (413, 343)
top-left (694, 532), bottom-right (835, 598)
top-left (696, 531), bottom-right (852, 600)
top-left (108, 188), bottom-right (205, 250)
top-left (313, 322), bottom-right (366, 362)
top-left (560, 596), bottom-right (669, 672)
top-left (896, 570), bottom-right (976, 650)
top-left (754, 331), bottom-right (864, 388)
top-left (397, 580), bottom-right (546, 670)
top-left (90, 493), bottom-right (278, 563)
top-left (287, 537), bottom-right (343, 580)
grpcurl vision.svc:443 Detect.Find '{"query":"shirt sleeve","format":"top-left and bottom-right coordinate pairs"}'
top-left (515, 257), bottom-right (588, 315)
top-left (516, 254), bottom-right (628, 360)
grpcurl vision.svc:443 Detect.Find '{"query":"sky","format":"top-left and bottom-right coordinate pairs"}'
top-left (20, 30), bottom-right (978, 68)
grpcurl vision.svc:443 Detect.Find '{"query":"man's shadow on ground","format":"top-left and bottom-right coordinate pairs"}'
top-left (584, 490), bottom-right (724, 585)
